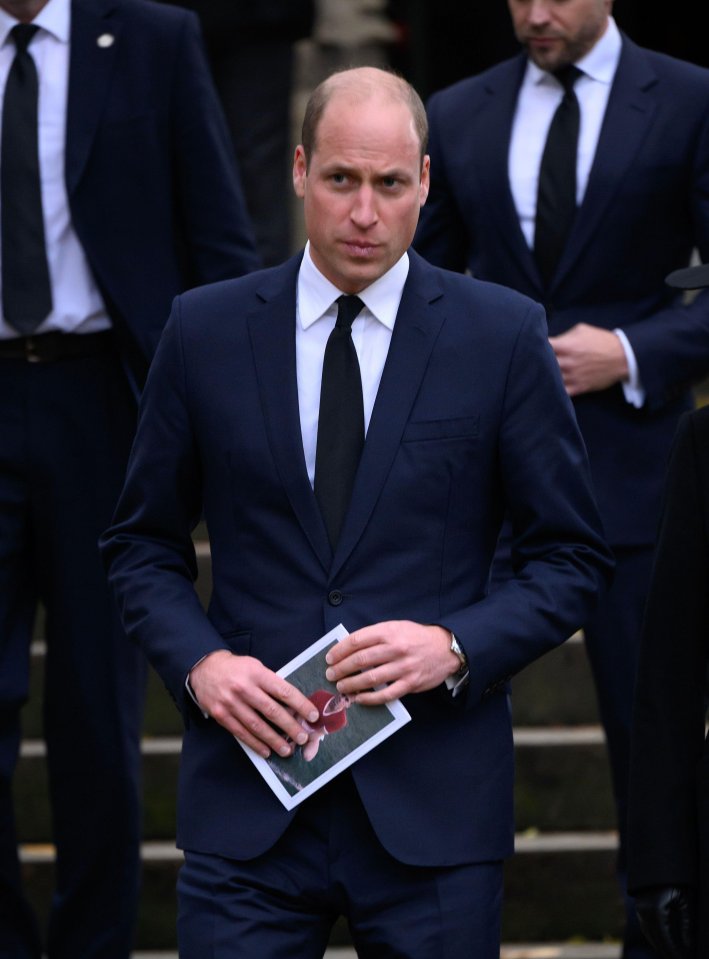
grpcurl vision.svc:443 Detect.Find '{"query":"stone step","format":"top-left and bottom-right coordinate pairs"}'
top-left (514, 725), bottom-right (614, 832)
top-left (19, 832), bottom-right (625, 948)
top-left (511, 632), bottom-right (598, 726)
top-left (14, 724), bottom-right (614, 841)
top-left (133, 947), bottom-right (621, 959)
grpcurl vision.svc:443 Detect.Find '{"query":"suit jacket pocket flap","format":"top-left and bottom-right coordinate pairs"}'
top-left (402, 415), bottom-right (479, 442)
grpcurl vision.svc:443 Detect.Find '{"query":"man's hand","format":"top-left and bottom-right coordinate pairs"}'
top-left (189, 650), bottom-right (321, 759)
top-left (548, 323), bottom-right (629, 396)
top-left (324, 621), bottom-right (460, 705)
top-left (634, 885), bottom-right (695, 959)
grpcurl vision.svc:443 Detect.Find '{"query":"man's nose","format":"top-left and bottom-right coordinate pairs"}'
top-left (527, 0), bottom-right (552, 26)
top-left (351, 186), bottom-right (377, 227)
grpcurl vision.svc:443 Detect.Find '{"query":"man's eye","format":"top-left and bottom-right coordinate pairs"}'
top-left (332, 173), bottom-right (347, 184)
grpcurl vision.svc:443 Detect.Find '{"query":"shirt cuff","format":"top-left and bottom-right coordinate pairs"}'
top-left (186, 655), bottom-right (210, 718)
top-left (444, 670), bottom-right (470, 697)
top-left (614, 328), bottom-right (645, 408)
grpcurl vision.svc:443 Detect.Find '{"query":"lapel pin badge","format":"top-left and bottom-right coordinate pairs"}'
top-left (97, 33), bottom-right (115, 48)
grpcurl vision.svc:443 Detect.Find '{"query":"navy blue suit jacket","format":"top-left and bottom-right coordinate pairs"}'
top-left (65, 0), bottom-right (259, 374)
top-left (102, 250), bottom-right (612, 866)
top-left (415, 35), bottom-right (709, 546)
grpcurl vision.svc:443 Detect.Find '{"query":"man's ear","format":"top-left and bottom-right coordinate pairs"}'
top-left (293, 145), bottom-right (307, 199)
top-left (419, 155), bottom-right (431, 206)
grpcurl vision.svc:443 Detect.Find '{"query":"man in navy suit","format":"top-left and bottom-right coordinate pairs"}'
top-left (0, 0), bottom-right (258, 956)
top-left (101, 65), bottom-right (612, 958)
top-left (413, 1), bottom-right (709, 954)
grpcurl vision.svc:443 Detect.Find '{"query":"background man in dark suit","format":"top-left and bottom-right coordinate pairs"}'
top-left (628, 263), bottom-right (709, 959)
top-left (101, 65), bottom-right (612, 958)
top-left (0, 0), bottom-right (258, 956)
top-left (413, 1), bottom-right (709, 954)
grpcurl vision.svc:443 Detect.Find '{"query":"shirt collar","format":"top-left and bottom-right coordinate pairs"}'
top-left (298, 241), bottom-right (409, 333)
top-left (528, 15), bottom-right (621, 88)
top-left (1, 0), bottom-right (70, 48)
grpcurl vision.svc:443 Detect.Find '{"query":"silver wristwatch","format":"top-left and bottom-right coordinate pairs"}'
top-left (449, 632), bottom-right (468, 673)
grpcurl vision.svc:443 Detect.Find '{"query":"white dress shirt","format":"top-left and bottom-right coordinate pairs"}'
top-left (0, 0), bottom-right (110, 338)
top-left (509, 18), bottom-right (621, 245)
top-left (296, 242), bottom-right (408, 487)
top-left (508, 18), bottom-right (643, 406)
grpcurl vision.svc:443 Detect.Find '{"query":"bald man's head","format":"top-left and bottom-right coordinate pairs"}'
top-left (300, 66), bottom-right (429, 170)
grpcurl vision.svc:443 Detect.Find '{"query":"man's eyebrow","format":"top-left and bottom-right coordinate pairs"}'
top-left (318, 161), bottom-right (412, 179)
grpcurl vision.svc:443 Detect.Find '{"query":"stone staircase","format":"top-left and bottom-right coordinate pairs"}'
top-left (17, 525), bottom-right (624, 957)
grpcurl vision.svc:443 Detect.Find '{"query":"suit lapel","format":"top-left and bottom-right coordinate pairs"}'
top-left (330, 252), bottom-right (445, 579)
top-left (551, 37), bottom-right (658, 290)
top-left (249, 253), bottom-right (447, 578)
top-left (473, 56), bottom-right (541, 289)
top-left (247, 257), bottom-right (333, 573)
top-left (66, 0), bottom-right (121, 195)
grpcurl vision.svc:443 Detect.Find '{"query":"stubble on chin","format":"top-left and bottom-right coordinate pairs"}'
top-left (0, 0), bottom-right (49, 22)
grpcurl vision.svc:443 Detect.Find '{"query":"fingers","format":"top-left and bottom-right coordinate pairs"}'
top-left (325, 624), bottom-right (397, 689)
top-left (191, 652), bottom-right (320, 758)
top-left (227, 682), bottom-right (314, 759)
top-left (347, 679), bottom-right (410, 705)
top-left (228, 703), bottom-right (309, 760)
top-left (324, 621), bottom-right (454, 697)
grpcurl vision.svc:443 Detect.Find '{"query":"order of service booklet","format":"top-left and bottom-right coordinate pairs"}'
top-left (238, 623), bottom-right (411, 810)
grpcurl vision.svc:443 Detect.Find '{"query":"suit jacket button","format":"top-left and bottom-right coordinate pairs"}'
top-left (328, 590), bottom-right (343, 606)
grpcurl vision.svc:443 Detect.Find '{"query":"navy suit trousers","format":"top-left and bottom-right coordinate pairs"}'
top-left (0, 348), bottom-right (145, 959)
top-left (177, 772), bottom-right (503, 958)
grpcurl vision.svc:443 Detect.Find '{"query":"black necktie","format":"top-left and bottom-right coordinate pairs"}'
top-left (534, 65), bottom-right (582, 289)
top-left (2, 23), bottom-right (53, 334)
top-left (314, 295), bottom-right (365, 548)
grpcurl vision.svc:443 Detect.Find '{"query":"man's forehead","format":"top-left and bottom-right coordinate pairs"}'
top-left (323, 87), bottom-right (407, 118)
top-left (316, 97), bottom-right (417, 147)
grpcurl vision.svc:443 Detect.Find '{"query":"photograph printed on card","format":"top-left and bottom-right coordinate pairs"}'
top-left (238, 623), bottom-right (411, 809)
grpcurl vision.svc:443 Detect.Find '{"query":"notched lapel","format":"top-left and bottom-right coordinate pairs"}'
top-left (66, 0), bottom-right (122, 194)
top-left (551, 40), bottom-right (658, 290)
top-left (330, 257), bottom-right (445, 578)
top-left (475, 58), bottom-right (539, 288)
top-left (247, 265), bottom-right (332, 573)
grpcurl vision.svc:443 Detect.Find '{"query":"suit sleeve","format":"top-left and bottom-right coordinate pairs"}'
top-left (414, 89), bottom-right (473, 273)
top-left (440, 301), bottom-right (614, 705)
top-left (170, 12), bottom-right (261, 283)
top-left (100, 296), bottom-right (230, 716)
top-left (627, 411), bottom-right (709, 892)
top-left (619, 99), bottom-right (709, 409)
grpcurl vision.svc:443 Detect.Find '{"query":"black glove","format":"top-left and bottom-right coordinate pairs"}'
top-left (634, 885), bottom-right (695, 959)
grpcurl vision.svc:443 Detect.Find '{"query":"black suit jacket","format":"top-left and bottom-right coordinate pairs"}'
top-left (66, 0), bottom-right (259, 380)
top-left (628, 406), bottom-right (709, 953)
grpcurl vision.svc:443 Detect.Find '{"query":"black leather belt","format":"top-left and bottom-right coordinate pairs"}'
top-left (0, 330), bottom-right (114, 362)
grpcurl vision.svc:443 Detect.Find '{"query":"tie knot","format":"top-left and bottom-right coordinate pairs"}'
top-left (553, 64), bottom-right (582, 95)
top-left (335, 295), bottom-right (364, 332)
top-left (10, 23), bottom-right (39, 55)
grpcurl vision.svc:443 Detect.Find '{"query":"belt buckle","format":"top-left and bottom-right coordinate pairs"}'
top-left (24, 337), bottom-right (42, 363)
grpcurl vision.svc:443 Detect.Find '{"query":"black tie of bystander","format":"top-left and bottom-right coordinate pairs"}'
top-left (534, 65), bottom-right (582, 289)
top-left (1, 23), bottom-right (53, 334)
